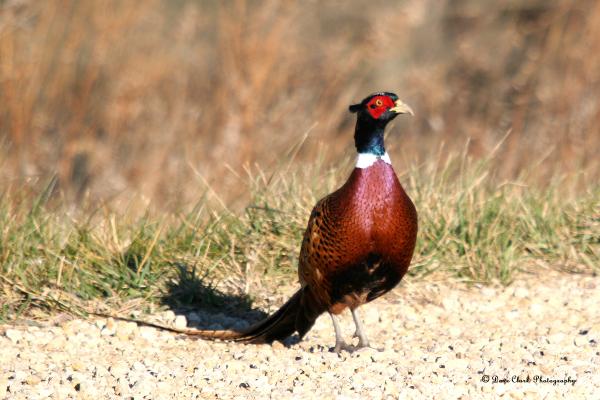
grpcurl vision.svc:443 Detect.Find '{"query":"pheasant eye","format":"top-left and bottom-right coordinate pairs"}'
top-left (375, 99), bottom-right (383, 107)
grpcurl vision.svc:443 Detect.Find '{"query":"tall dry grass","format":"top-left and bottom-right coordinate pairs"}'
top-left (1, 0), bottom-right (599, 208)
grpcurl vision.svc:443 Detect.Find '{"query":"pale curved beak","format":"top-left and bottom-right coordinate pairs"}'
top-left (390, 99), bottom-right (414, 116)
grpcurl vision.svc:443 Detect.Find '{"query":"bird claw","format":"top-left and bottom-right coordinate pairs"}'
top-left (331, 340), bottom-right (382, 353)
top-left (355, 343), bottom-right (384, 352)
top-left (331, 340), bottom-right (354, 353)
top-left (353, 333), bottom-right (373, 349)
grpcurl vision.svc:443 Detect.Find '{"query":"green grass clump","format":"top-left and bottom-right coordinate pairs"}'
top-left (409, 156), bottom-right (599, 283)
top-left (1, 155), bottom-right (598, 321)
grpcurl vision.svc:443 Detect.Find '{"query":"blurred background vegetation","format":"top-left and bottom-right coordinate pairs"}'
top-left (1, 0), bottom-right (599, 209)
top-left (1, 0), bottom-right (599, 319)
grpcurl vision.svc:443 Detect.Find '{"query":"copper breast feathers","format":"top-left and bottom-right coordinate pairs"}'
top-left (298, 160), bottom-right (418, 310)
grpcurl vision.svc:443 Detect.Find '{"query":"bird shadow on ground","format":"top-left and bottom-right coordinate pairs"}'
top-left (159, 264), bottom-right (269, 331)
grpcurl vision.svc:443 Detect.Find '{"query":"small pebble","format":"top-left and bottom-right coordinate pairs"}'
top-left (174, 315), bottom-right (187, 330)
top-left (25, 375), bottom-right (41, 385)
top-left (5, 329), bottom-right (22, 344)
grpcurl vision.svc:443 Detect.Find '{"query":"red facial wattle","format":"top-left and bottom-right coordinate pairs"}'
top-left (366, 96), bottom-right (395, 119)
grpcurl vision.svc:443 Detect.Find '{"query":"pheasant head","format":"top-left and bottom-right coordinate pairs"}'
top-left (349, 92), bottom-right (413, 157)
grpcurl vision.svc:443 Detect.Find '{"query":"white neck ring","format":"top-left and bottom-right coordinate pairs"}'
top-left (355, 152), bottom-right (392, 169)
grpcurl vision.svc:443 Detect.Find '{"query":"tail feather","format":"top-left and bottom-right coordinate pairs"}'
top-left (91, 287), bottom-right (324, 344)
top-left (230, 286), bottom-right (324, 343)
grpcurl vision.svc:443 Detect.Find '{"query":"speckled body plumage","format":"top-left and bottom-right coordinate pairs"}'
top-left (300, 159), bottom-right (418, 315)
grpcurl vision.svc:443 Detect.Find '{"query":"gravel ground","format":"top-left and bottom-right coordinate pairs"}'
top-left (1, 271), bottom-right (599, 399)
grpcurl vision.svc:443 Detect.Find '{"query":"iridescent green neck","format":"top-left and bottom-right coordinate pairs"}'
top-left (354, 115), bottom-right (386, 156)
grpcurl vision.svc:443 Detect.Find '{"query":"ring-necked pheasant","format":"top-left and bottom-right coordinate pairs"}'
top-left (98, 92), bottom-right (417, 352)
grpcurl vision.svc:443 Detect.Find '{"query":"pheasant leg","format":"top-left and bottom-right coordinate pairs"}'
top-left (329, 312), bottom-right (351, 353)
top-left (351, 308), bottom-right (370, 348)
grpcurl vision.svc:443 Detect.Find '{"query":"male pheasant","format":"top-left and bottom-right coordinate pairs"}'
top-left (101, 92), bottom-right (417, 352)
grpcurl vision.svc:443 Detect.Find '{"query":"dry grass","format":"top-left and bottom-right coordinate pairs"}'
top-left (1, 0), bottom-right (599, 208)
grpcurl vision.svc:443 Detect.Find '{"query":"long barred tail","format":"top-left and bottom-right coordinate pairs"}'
top-left (93, 287), bottom-right (325, 343)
